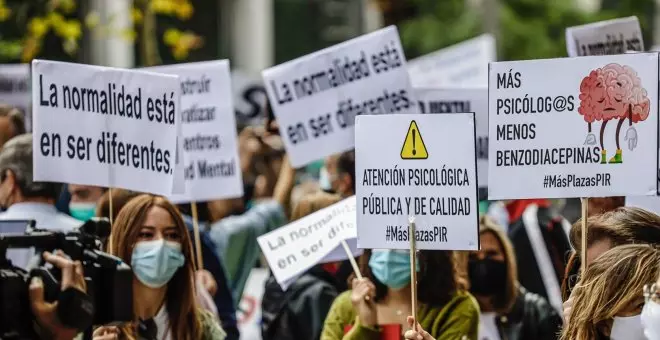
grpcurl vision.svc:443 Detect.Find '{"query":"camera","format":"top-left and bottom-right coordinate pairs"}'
top-left (0, 218), bottom-right (133, 339)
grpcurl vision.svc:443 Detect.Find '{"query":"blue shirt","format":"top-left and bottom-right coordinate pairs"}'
top-left (181, 214), bottom-right (239, 340)
top-left (208, 200), bottom-right (287, 303)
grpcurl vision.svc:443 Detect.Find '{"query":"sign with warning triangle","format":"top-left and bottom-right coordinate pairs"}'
top-left (400, 120), bottom-right (428, 159)
top-left (355, 113), bottom-right (479, 251)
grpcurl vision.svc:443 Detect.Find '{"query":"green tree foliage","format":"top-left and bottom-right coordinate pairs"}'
top-left (397, 0), bottom-right (480, 59)
top-left (600, 0), bottom-right (655, 47)
top-left (0, 0), bottom-right (202, 64)
top-left (394, 0), bottom-right (654, 61)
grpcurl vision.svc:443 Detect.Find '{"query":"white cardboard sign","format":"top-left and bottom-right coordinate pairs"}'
top-left (566, 16), bottom-right (644, 57)
top-left (488, 53), bottom-right (658, 200)
top-left (147, 61), bottom-right (243, 202)
top-left (0, 64), bottom-right (31, 131)
top-left (355, 114), bottom-right (479, 250)
top-left (279, 237), bottom-right (362, 291)
top-left (407, 34), bottom-right (496, 88)
top-left (31, 60), bottom-right (180, 196)
top-left (415, 88), bottom-right (488, 188)
top-left (262, 26), bottom-right (417, 168)
top-left (257, 196), bottom-right (358, 287)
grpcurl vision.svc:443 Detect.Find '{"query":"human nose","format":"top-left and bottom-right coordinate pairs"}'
top-left (153, 231), bottom-right (165, 241)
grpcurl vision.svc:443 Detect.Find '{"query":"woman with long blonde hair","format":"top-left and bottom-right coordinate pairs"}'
top-left (561, 207), bottom-right (660, 324)
top-left (93, 194), bottom-right (225, 340)
top-left (561, 244), bottom-right (660, 340)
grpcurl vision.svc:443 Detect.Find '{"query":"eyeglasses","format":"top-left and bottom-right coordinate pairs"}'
top-left (643, 283), bottom-right (658, 303)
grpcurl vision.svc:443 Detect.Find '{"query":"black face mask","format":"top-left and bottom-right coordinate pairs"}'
top-left (468, 258), bottom-right (507, 296)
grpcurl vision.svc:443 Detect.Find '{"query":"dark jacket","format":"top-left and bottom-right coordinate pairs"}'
top-left (507, 201), bottom-right (571, 304)
top-left (261, 265), bottom-right (340, 340)
top-left (182, 215), bottom-right (239, 340)
top-left (495, 287), bottom-right (563, 340)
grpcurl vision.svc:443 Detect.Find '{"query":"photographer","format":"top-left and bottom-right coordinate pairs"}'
top-left (0, 134), bottom-right (82, 268)
top-left (30, 250), bottom-right (88, 340)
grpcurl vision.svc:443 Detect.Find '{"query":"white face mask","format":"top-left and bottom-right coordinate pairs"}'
top-left (642, 300), bottom-right (660, 340)
top-left (610, 315), bottom-right (646, 340)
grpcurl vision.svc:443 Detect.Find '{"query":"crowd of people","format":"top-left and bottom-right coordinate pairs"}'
top-left (2, 100), bottom-right (660, 340)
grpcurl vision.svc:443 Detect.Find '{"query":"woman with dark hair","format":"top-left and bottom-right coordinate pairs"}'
top-left (405, 216), bottom-right (561, 340)
top-left (321, 248), bottom-right (478, 339)
top-left (468, 217), bottom-right (560, 340)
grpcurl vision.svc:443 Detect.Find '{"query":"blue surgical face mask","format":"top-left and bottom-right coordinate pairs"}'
top-left (69, 202), bottom-right (97, 222)
top-left (131, 239), bottom-right (185, 288)
top-left (368, 250), bottom-right (419, 290)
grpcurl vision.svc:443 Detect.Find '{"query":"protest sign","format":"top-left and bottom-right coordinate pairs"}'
top-left (321, 237), bottom-right (362, 263)
top-left (416, 88), bottom-right (488, 189)
top-left (232, 70), bottom-right (268, 128)
top-left (32, 60), bottom-right (180, 196)
top-left (147, 60), bottom-right (243, 202)
top-left (238, 268), bottom-right (268, 340)
top-left (262, 26), bottom-right (417, 168)
top-left (0, 64), bottom-right (31, 131)
top-left (407, 34), bottom-right (495, 88)
top-left (488, 53), bottom-right (658, 200)
top-left (566, 16), bottom-right (643, 57)
top-left (278, 237), bottom-right (362, 291)
top-left (257, 196), bottom-right (357, 286)
top-left (355, 114), bottom-right (479, 250)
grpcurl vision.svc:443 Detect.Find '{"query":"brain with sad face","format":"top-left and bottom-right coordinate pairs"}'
top-left (578, 63), bottom-right (650, 123)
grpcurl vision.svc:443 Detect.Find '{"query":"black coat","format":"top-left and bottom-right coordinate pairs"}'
top-left (495, 287), bottom-right (563, 340)
top-left (508, 205), bottom-right (571, 304)
top-left (261, 266), bottom-right (340, 340)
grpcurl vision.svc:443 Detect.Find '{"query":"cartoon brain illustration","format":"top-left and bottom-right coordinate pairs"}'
top-left (578, 63), bottom-right (650, 164)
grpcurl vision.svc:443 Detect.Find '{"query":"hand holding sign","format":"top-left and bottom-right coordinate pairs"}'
top-left (404, 317), bottom-right (434, 340)
top-left (351, 278), bottom-right (377, 327)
